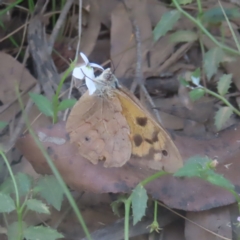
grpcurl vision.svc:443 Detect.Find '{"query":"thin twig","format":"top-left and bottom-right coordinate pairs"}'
top-left (63, 0), bottom-right (82, 121)
top-left (124, 1), bottom-right (162, 124)
top-left (48, 0), bottom-right (74, 53)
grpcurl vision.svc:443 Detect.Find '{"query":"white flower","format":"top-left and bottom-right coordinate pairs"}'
top-left (72, 52), bottom-right (103, 95)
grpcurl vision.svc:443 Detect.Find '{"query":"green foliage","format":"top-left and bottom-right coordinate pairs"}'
top-left (179, 77), bottom-right (190, 87)
top-left (153, 10), bottom-right (181, 42)
top-left (189, 88), bottom-right (205, 101)
top-left (131, 184), bottom-right (148, 225)
top-left (203, 47), bottom-right (225, 80)
top-left (0, 121), bottom-right (7, 129)
top-left (170, 30), bottom-right (198, 42)
top-left (0, 193), bottom-right (15, 213)
top-left (0, 173), bottom-right (32, 197)
top-left (191, 68), bottom-right (201, 86)
top-left (57, 98), bottom-right (77, 111)
top-left (214, 106), bottom-right (233, 131)
top-left (23, 226), bottom-right (64, 240)
top-left (202, 7), bottom-right (240, 24)
top-left (29, 93), bottom-right (54, 117)
top-left (26, 199), bottom-right (50, 214)
top-left (174, 156), bottom-right (235, 191)
top-left (111, 195), bottom-right (126, 217)
top-left (29, 92), bottom-right (76, 123)
top-left (174, 156), bottom-right (211, 178)
top-left (37, 176), bottom-right (64, 211)
top-left (8, 221), bottom-right (27, 240)
top-left (217, 74), bottom-right (232, 96)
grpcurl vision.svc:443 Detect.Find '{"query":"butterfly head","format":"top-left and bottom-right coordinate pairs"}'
top-left (93, 68), bottom-right (120, 96)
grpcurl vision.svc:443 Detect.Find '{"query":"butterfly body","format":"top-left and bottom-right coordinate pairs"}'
top-left (66, 69), bottom-right (183, 173)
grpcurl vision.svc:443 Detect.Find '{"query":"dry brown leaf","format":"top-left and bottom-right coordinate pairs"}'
top-left (0, 52), bottom-right (36, 123)
top-left (111, 0), bottom-right (152, 79)
top-left (185, 206), bottom-right (232, 240)
top-left (17, 121), bottom-right (240, 211)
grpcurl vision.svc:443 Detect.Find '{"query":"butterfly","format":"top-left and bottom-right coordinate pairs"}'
top-left (66, 68), bottom-right (183, 173)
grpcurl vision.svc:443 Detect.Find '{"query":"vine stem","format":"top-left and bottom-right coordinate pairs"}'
top-left (172, 0), bottom-right (240, 56)
top-left (124, 171), bottom-right (168, 240)
top-left (203, 88), bottom-right (240, 116)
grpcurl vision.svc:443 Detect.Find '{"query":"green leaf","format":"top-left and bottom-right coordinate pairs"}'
top-left (0, 193), bottom-right (15, 213)
top-left (26, 199), bottom-right (50, 214)
top-left (29, 92), bottom-right (54, 117)
top-left (153, 10), bottom-right (181, 42)
top-left (23, 226), bottom-right (63, 240)
top-left (170, 30), bottom-right (198, 43)
top-left (206, 171), bottom-right (235, 190)
top-left (174, 156), bottom-right (211, 178)
top-left (0, 173), bottom-right (32, 197)
top-left (57, 99), bottom-right (77, 111)
top-left (191, 68), bottom-right (201, 86)
top-left (214, 107), bottom-right (233, 131)
top-left (217, 74), bottom-right (232, 96)
top-left (189, 88), bottom-right (205, 101)
top-left (179, 77), bottom-right (189, 87)
top-left (16, 173), bottom-right (32, 196)
top-left (202, 7), bottom-right (240, 24)
top-left (131, 184), bottom-right (148, 225)
top-left (37, 176), bottom-right (64, 211)
top-left (203, 47), bottom-right (225, 80)
top-left (8, 221), bottom-right (27, 240)
top-left (0, 121), bottom-right (7, 129)
top-left (111, 195), bottom-right (126, 217)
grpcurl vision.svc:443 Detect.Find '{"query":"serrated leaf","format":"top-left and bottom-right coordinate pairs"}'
top-left (215, 107), bottom-right (233, 130)
top-left (174, 156), bottom-right (211, 178)
top-left (26, 199), bottom-right (50, 214)
top-left (0, 173), bottom-right (32, 197)
top-left (170, 30), bottom-right (198, 43)
top-left (202, 7), bottom-right (240, 24)
top-left (217, 74), bottom-right (232, 96)
top-left (57, 98), bottom-right (77, 111)
top-left (29, 92), bottom-right (54, 117)
top-left (189, 88), bottom-right (205, 101)
top-left (0, 121), bottom-right (7, 129)
top-left (131, 185), bottom-right (148, 225)
top-left (203, 47), bottom-right (225, 80)
top-left (0, 193), bottom-right (15, 213)
top-left (153, 10), bottom-right (181, 42)
top-left (23, 226), bottom-right (63, 240)
top-left (206, 171), bottom-right (235, 190)
top-left (8, 221), bottom-right (27, 240)
top-left (37, 176), bottom-right (63, 211)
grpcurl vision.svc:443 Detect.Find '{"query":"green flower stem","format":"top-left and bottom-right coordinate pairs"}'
top-left (203, 88), bottom-right (240, 116)
top-left (196, 0), bottom-right (203, 16)
top-left (16, 87), bottom-right (92, 240)
top-left (172, 0), bottom-right (240, 56)
top-left (124, 171), bottom-right (168, 240)
top-left (154, 200), bottom-right (158, 223)
top-left (52, 61), bottom-right (76, 123)
top-left (0, 151), bottom-right (23, 239)
top-left (124, 197), bottom-right (132, 240)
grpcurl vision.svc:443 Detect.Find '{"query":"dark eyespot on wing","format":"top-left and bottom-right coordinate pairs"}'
top-left (162, 150), bottom-right (168, 156)
top-left (152, 132), bottom-right (159, 142)
top-left (133, 134), bottom-right (143, 147)
top-left (136, 117), bottom-right (148, 126)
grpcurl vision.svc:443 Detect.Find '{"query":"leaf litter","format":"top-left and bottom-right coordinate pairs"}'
top-left (0, 0), bottom-right (240, 239)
